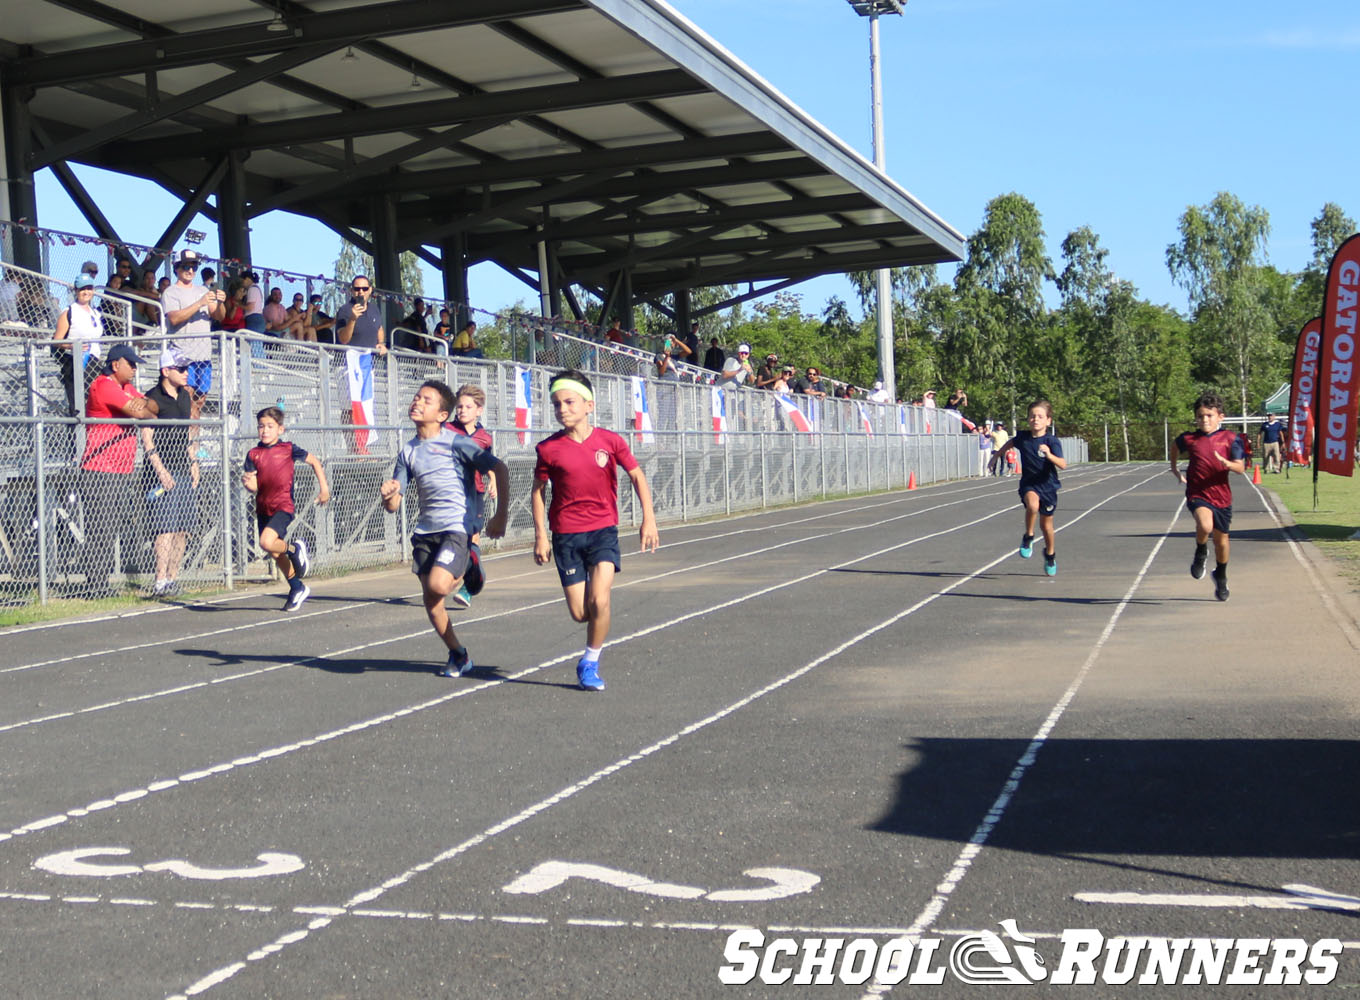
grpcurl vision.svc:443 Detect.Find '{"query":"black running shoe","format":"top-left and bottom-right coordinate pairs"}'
top-left (1212, 569), bottom-right (1229, 602)
top-left (1190, 547), bottom-right (1207, 580)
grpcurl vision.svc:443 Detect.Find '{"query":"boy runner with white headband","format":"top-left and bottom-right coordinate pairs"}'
top-left (532, 370), bottom-right (659, 691)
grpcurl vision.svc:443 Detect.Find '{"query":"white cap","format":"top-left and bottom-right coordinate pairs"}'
top-left (873, 380), bottom-right (883, 389)
top-left (159, 347), bottom-right (184, 369)
top-left (738, 343), bottom-right (751, 353)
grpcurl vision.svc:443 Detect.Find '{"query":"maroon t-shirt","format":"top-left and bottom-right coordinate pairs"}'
top-left (244, 440), bottom-right (309, 516)
top-left (446, 422), bottom-right (493, 493)
top-left (534, 427), bottom-right (638, 533)
top-left (1175, 428), bottom-right (1243, 509)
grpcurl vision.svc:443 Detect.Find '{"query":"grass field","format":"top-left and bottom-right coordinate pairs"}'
top-left (1261, 462), bottom-right (1360, 591)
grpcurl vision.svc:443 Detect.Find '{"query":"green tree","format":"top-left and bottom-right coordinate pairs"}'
top-left (1166, 192), bottom-right (1273, 419)
top-left (950, 193), bottom-right (1054, 424)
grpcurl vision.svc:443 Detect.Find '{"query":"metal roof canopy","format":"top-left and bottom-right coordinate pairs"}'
top-left (1, 0), bottom-right (964, 315)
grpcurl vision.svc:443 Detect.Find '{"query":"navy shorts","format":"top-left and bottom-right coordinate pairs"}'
top-left (257, 509), bottom-right (294, 540)
top-left (411, 530), bottom-right (469, 579)
top-left (149, 481), bottom-right (197, 534)
top-left (1187, 497), bottom-right (1232, 534)
top-left (551, 526), bottom-right (621, 588)
top-left (1021, 485), bottom-right (1058, 516)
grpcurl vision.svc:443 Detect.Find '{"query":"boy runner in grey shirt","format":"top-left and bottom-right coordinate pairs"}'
top-left (382, 380), bottom-right (508, 678)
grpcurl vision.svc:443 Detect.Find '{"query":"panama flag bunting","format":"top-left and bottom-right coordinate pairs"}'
top-left (630, 376), bottom-right (655, 445)
top-left (344, 350), bottom-right (375, 455)
top-left (775, 393), bottom-right (812, 433)
top-left (513, 366), bottom-right (532, 444)
top-left (1314, 233), bottom-right (1360, 479)
top-left (711, 386), bottom-right (727, 443)
top-left (857, 401), bottom-right (874, 436)
top-left (897, 404), bottom-right (908, 435)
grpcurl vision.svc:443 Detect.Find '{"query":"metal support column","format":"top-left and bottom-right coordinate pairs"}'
top-left (217, 151), bottom-right (252, 272)
top-left (441, 232), bottom-right (470, 328)
top-left (3, 85), bottom-right (41, 270)
top-left (371, 194), bottom-right (402, 328)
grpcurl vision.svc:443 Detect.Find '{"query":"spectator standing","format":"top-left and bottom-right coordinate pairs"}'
top-left (240, 270), bottom-right (265, 357)
top-left (53, 274), bottom-right (105, 415)
top-left (1259, 414), bottom-right (1284, 473)
top-left (653, 350), bottom-right (680, 431)
top-left (990, 421), bottom-right (1009, 475)
top-left (604, 318), bottom-right (627, 345)
top-left (335, 275), bottom-right (387, 453)
top-left (922, 389), bottom-right (937, 408)
top-left (702, 337), bottom-right (725, 374)
top-left (142, 347), bottom-right (200, 597)
top-left (680, 321), bottom-right (701, 364)
top-left (794, 366), bottom-right (827, 398)
top-left (868, 380), bottom-right (891, 404)
top-left (396, 297), bottom-right (431, 352)
top-left (947, 387), bottom-right (969, 412)
top-left (755, 353), bottom-right (781, 390)
top-left (161, 250), bottom-right (224, 397)
top-left (80, 343), bottom-right (158, 597)
top-left (720, 343), bottom-right (754, 386)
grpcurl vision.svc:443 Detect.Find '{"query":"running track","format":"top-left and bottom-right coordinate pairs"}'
top-left (1, 464), bottom-right (1358, 998)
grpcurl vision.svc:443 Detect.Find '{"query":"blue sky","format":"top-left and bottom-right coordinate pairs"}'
top-left (33, 0), bottom-right (1360, 320)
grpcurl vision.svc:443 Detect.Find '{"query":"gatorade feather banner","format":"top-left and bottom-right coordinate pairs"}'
top-left (1315, 233), bottom-right (1360, 478)
top-left (513, 365), bottom-right (532, 444)
top-left (630, 376), bottom-right (654, 445)
top-left (1287, 317), bottom-right (1321, 466)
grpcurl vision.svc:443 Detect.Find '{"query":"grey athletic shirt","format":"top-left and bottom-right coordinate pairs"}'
top-left (392, 429), bottom-right (498, 535)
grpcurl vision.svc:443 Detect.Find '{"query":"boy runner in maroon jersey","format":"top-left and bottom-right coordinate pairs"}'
top-left (532, 370), bottom-right (659, 691)
top-left (444, 383), bottom-right (496, 610)
top-left (243, 406), bottom-right (330, 610)
top-left (1170, 391), bottom-right (1245, 601)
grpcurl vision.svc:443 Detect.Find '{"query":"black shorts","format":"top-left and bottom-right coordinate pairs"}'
top-left (1020, 485), bottom-right (1058, 516)
top-left (1187, 497), bottom-right (1232, 534)
top-left (551, 525), bottom-right (621, 588)
top-left (257, 509), bottom-right (294, 539)
top-left (411, 530), bottom-right (469, 579)
top-left (149, 481), bottom-right (197, 534)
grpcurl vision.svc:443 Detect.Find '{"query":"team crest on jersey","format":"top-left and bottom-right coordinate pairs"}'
top-left (595, 449), bottom-right (609, 467)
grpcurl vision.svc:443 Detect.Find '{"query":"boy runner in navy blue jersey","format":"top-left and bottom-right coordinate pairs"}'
top-left (242, 407), bottom-right (330, 610)
top-left (991, 399), bottom-right (1067, 576)
top-left (1171, 391), bottom-right (1246, 601)
top-left (382, 381), bottom-right (509, 677)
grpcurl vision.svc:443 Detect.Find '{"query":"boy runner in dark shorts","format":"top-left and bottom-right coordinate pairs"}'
top-left (242, 406), bottom-right (330, 610)
top-left (381, 381), bottom-right (508, 677)
top-left (990, 399), bottom-right (1067, 576)
top-left (1171, 390), bottom-right (1245, 601)
top-left (532, 370), bottom-right (659, 691)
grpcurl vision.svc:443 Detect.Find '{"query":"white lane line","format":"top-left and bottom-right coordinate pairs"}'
top-left (161, 472), bottom-right (1163, 1000)
top-left (1, 494), bottom-right (1021, 847)
top-left (1245, 479), bottom-right (1360, 650)
top-left (857, 499), bottom-right (1182, 1000)
top-left (0, 476), bottom-right (1053, 735)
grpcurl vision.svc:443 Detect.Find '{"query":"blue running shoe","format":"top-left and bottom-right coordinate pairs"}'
top-left (438, 646), bottom-right (474, 678)
top-left (1019, 534), bottom-right (1034, 558)
top-left (577, 658), bottom-right (605, 692)
top-left (1044, 553), bottom-right (1057, 576)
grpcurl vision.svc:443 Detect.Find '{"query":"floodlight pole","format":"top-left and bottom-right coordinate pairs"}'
top-left (847, 0), bottom-right (903, 398)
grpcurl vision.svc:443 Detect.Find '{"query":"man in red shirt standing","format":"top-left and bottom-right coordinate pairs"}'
top-left (81, 342), bottom-right (158, 597)
top-left (532, 369), bottom-right (659, 691)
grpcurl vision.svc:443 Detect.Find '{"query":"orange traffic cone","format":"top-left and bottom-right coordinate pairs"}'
top-left (1252, 463), bottom-right (1262, 484)
top-left (907, 470), bottom-right (917, 490)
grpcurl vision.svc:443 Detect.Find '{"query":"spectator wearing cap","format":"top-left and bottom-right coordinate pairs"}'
top-left (719, 343), bottom-right (755, 386)
top-left (868, 380), bottom-right (891, 404)
top-left (774, 364), bottom-right (794, 393)
top-left (54, 274), bottom-right (106, 414)
top-left (142, 347), bottom-right (201, 596)
top-left (755, 353), bottom-right (782, 390)
top-left (80, 343), bottom-right (159, 597)
top-left (161, 250), bottom-right (225, 396)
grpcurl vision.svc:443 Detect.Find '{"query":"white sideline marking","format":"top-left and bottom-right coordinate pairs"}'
top-left (162, 472), bottom-right (1162, 999)
top-left (857, 500), bottom-right (1182, 1000)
